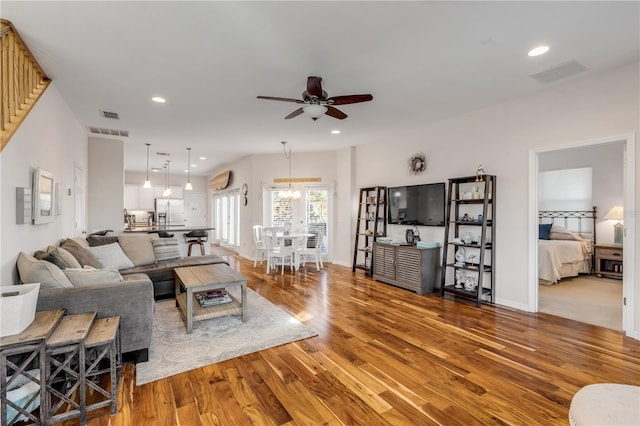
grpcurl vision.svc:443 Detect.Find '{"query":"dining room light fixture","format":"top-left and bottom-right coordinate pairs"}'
top-left (604, 205), bottom-right (624, 245)
top-left (184, 148), bottom-right (193, 191)
top-left (279, 141), bottom-right (301, 200)
top-left (143, 143), bottom-right (152, 188)
top-left (162, 160), bottom-right (172, 197)
top-left (303, 104), bottom-right (327, 121)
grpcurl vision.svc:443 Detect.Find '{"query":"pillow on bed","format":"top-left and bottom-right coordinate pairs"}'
top-left (550, 225), bottom-right (583, 241)
top-left (539, 223), bottom-right (552, 240)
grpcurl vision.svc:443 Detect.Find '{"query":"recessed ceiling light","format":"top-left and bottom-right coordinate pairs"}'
top-left (151, 168), bottom-right (160, 173)
top-left (199, 156), bottom-right (206, 160)
top-left (184, 169), bottom-right (189, 173)
top-left (152, 96), bottom-right (166, 103)
top-left (191, 164), bottom-right (197, 167)
top-left (528, 46), bottom-right (549, 57)
top-left (331, 129), bottom-right (340, 134)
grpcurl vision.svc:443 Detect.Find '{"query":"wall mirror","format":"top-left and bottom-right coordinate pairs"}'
top-left (33, 167), bottom-right (55, 224)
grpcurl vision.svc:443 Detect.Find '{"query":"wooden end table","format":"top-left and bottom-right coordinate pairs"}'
top-left (174, 264), bottom-right (247, 333)
top-left (594, 243), bottom-right (623, 279)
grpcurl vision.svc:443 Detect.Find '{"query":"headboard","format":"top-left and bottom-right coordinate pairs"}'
top-left (538, 206), bottom-right (598, 244)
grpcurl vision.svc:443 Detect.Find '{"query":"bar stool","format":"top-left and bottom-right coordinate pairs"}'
top-left (184, 230), bottom-right (208, 256)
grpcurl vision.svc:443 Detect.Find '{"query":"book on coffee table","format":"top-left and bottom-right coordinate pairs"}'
top-left (195, 289), bottom-right (232, 307)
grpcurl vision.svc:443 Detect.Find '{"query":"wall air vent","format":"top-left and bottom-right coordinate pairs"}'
top-left (529, 60), bottom-right (588, 84)
top-left (88, 127), bottom-right (130, 137)
top-left (100, 110), bottom-right (119, 120)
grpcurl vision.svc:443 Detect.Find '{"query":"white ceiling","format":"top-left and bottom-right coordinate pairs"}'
top-left (3, 1), bottom-right (638, 176)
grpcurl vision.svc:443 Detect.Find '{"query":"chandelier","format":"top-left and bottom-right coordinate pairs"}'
top-left (279, 141), bottom-right (301, 200)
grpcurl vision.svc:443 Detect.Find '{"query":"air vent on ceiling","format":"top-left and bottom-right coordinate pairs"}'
top-left (100, 110), bottom-right (119, 120)
top-left (88, 127), bottom-right (129, 137)
top-left (529, 60), bottom-right (588, 84)
top-left (156, 152), bottom-right (171, 156)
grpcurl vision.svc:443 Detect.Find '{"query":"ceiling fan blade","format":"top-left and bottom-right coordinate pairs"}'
top-left (257, 96), bottom-right (303, 103)
top-left (325, 106), bottom-right (347, 120)
top-left (284, 107), bottom-right (304, 119)
top-left (306, 76), bottom-right (323, 98)
top-left (327, 94), bottom-right (373, 105)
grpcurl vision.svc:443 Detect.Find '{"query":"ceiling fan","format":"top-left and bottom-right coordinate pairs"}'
top-left (257, 76), bottom-right (373, 121)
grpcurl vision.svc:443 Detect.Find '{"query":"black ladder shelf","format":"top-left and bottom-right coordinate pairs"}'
top-left (353, 186), bottom-right (387, 275)
top-left (440, 175), bottom-right (496, 307)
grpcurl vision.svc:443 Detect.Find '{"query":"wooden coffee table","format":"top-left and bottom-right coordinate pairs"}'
top-left (174, 264), bottom-right (247, 333)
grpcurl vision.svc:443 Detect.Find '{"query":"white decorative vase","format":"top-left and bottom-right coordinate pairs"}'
top-left (0, 283), bottom-right (40, 337)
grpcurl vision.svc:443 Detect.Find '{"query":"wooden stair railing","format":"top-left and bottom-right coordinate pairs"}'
top-left (1, 19), bottom-right (51, 152)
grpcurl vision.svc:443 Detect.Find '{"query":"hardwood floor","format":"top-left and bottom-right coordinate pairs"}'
top-left (76, 256), bottom-right (639, 425)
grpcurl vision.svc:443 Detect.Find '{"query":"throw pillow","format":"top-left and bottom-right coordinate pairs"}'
top-left (539, 223), bottom-right (552, 240)
top-left (117, 234), bottom-right (156, 266)
top-left (86, 243), bottom-right (135, 270)
top-left (550, 224), bottom-right (583, 241)
top-left (33, 245), bottom-right (56, 260)
top-left (87, 235), bottom-right (119, 247)
top-left (45, 247), bottom-right (82, 270)
top-left (16, 252), bottom-right (73, 288)
top-left (63, 268), bottom-right (124, 286)
top-left (60, 239), bottom-right (102, 268)
top-left (150, 236), bottom-right (181, 262)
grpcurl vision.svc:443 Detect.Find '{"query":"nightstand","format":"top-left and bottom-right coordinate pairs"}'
top-left (594, 244), bottom-right (623, 279)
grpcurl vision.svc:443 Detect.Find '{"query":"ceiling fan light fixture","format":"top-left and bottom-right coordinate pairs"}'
top-left (303, 104), bottom-right (327, 120)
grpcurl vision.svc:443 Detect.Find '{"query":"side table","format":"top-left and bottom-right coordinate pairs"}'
top-left (1, 309), bottom-right (65, 425)
top-left (45, 312), bottom-right (96, 425)
top-left (594, 244), bottom-right (623, 279)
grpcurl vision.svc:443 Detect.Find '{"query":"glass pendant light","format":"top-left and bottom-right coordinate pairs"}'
top-left (143, 143), bottom-right (152, 188)
top-left (185, 147), bottom-right (193, 191)
top-left (163, 160), bottom-right (172, 197)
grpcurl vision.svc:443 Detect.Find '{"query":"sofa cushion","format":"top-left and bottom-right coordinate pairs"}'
top-left (86, 243), bottom-right (135, 270)
top-left (45, 247), bottom-right (82, 270)
top-left (60, 239), bottom-right (102, 268)
top-left (87, 235), bottom-right (119, 247)
top-left (150, 236), bottom-right (181, 262)
top-left (16, 252), bottom-right (73, 288)
top-left (120, 254), bottom-right (229, 283)
top-left (63, 268), bottom-right (124, 286)
top-left (117, 234), bottom-right (156, 266)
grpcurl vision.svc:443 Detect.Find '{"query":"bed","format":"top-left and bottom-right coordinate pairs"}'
top-left (538, 207), bottom-right (597, 284)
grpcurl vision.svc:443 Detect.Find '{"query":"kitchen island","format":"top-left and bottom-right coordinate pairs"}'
top-left (123, 226), bottom-right (215, 256)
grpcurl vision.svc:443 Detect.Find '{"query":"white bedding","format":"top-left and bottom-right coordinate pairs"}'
top-left (538, 239), bottom-right (592, 284)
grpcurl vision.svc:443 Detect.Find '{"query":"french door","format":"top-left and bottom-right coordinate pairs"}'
top-left (267, 187), bottom-right (330, 257)
top-left (213, 189), bottom-right (240, 251)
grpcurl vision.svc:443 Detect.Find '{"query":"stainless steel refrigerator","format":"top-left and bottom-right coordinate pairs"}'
top-left (155, 198), bottom-right (185, 226)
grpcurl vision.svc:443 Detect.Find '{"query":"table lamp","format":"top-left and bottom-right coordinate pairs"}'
top-left (604, 205), bottom-right (624, 245)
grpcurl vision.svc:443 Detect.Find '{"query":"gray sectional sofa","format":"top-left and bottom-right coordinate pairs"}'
top-left (17, 233), bottom-right (228, 362)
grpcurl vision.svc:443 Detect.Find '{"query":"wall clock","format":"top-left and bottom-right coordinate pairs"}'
top-left (408, 152), bottom-right (426, 175)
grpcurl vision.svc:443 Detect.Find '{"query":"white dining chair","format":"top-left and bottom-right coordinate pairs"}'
top-left (300, 233), bottom-right (324, 271)
top-left (263, 227), bottom-right (295, 274)
top-left (252, 225), bottom-right (267, 267)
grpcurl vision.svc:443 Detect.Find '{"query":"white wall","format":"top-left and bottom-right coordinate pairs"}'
top-left (539, 142), bottom-right (624, 244)
top-left (1, 84), bottom-right (87, 285)
top-left (354, 62), bottom-right (639, 312)
top-left (87, 137), bottom-right (125, 234)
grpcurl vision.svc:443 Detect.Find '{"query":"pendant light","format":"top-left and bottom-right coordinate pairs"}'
top-left (279, 141), bottom-right (301, 200)
top-left (143, 143), bottom-right (152, 188)
top-left (163, 160), bottom-right (172, 197)
top-left (184, 147), bottom-right (193, 191)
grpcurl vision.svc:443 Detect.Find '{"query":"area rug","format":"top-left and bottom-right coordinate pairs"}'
top-left (136, 287), bottom-right (317, 385)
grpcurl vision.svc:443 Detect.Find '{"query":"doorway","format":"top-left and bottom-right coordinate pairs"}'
top-left (529, 134), bottom-right (636, 335)
top-left (212, 189), bottom-right (240, 252)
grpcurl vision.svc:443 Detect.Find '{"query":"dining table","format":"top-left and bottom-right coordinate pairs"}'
top-left (282, 232), bottom-right (314, 271)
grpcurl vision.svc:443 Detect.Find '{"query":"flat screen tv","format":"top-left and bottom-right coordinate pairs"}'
top-left (388, 183), bottom-right (446, 226)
